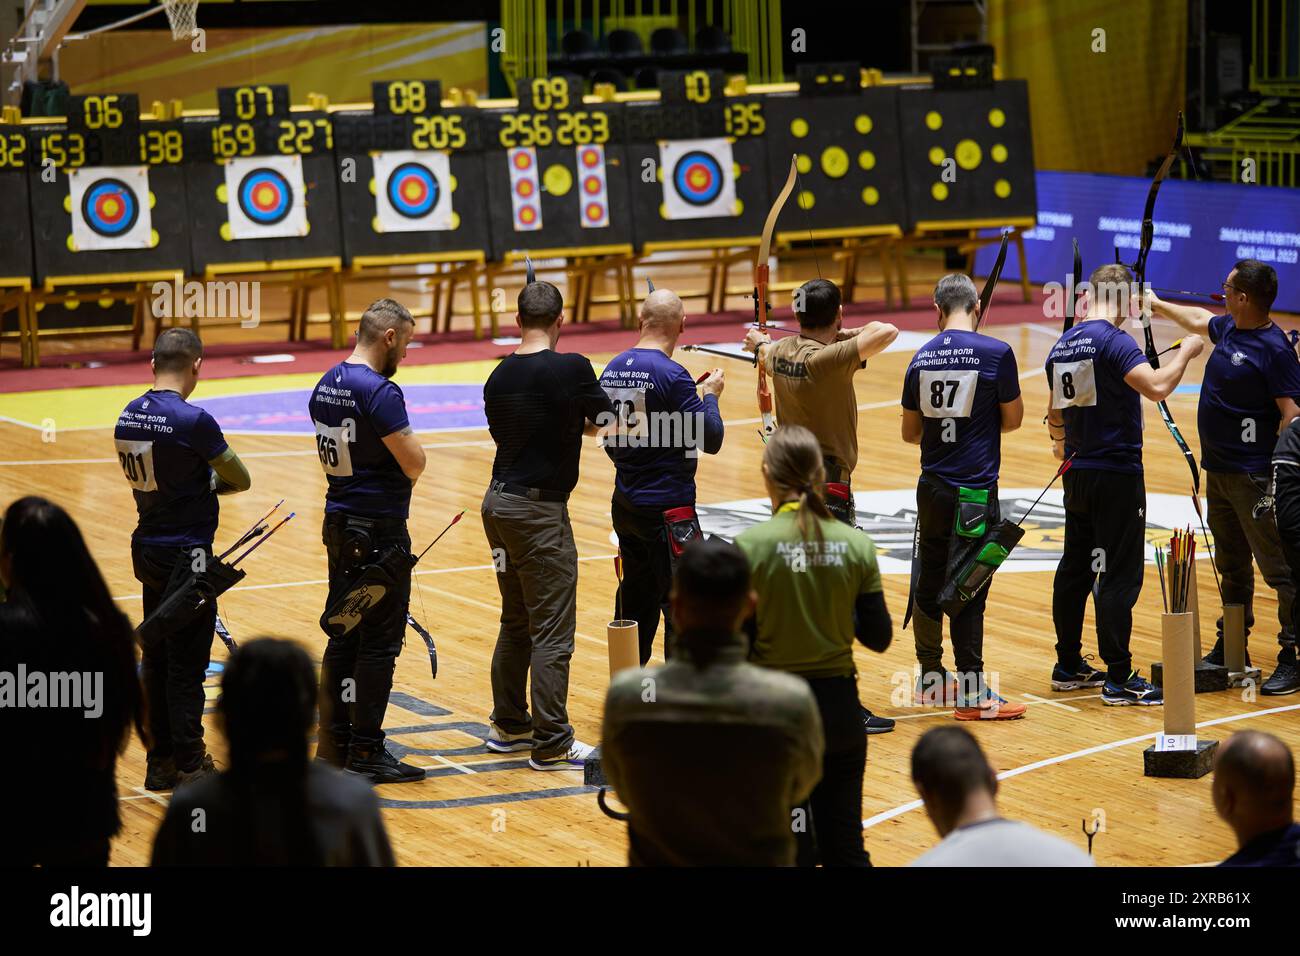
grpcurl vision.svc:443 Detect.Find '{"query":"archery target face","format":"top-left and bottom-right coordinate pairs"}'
top-left (660, 138), bottom-right (737, 219)
top-left (224, 155), bottom-right (308, 239)
top-left (507, 147), bottom-right (543, 231)
top-left (68, 166), bottom-right (153, 251)
top-left (577, 144), bottom-right (609, 228)
top-left (372, 150), bottom-right (453, 232)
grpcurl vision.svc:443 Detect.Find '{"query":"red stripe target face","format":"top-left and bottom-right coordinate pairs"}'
top-left (577, 144), bottom-right (608, 229)
top-left (507, 146), bottom-right (542, 232)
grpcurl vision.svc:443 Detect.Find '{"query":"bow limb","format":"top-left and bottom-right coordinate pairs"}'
top-left (975, 230), bottom-right (1009, 331)
top-left (753, 155), bottom-right (799, 436)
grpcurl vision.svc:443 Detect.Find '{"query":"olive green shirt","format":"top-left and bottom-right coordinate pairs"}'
top-left (735, 503), bottom-right (883, 679)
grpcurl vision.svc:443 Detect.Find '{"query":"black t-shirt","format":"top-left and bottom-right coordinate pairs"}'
top-left (483, 350), bottom-right (613, 494)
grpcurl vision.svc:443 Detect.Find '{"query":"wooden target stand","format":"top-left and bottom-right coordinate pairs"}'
top-left (23, 269), bottom-right (184, 367)
top-left (481, 244), bottom-right (634, 338)
top-left (201, 257), bottom-right (344, 347)
top-left (638, 237), bottom-right (760, 315)
top-left (0, 278), bottom-right (34, 367)
top-left (893, 219), bottom-right (1034, 309)
top-left (339, 250), bottom-right (486, 339)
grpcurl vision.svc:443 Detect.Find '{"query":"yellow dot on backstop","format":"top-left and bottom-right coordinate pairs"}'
top-left (449, 174), bottom-right (458, 192)
top-left (797, 189), bottom-right (815, 209)
top-left (655, 165), bottom-right (663, 182)
top-left (991, 143), bottom-right (1008, 163)
top-left (821, 146), bottom-right (849, 178)
top-left (216, 184), bottom-right (228, 203)
top-left (733, 199), bottom-right (744, 216)
top-left (99, 292), bottom-right (114, 308)
top-left (861, 186), bottom-right (879, 206)
top-left (451, 211), bottom-right (461, 229)
top-left (733, 162), bottom-right (741, 179)
top-left (63, 195), bottom-right (72, 213)
top-left (66, 235), bottom-right (77, 252)
top-left (854, 114), bottom-right (873, 135)
top-left (791, 118), bottom-right (810, 138)
top-left (796, 154), bottom-right (812, 175)
top-left (925, 111), bottom-right (943, 131)
top-left (35, 301), bottom-right (44, 312)
top-left (372, 216), bottom-right (383, 233)
top-left (149, 230), bottom-right (159, 247)
top-left (995, 179), bottom-right (1012, 198)
top-left (858, 150), bottom-right (876, 171)
top-left (303, 221), bottom-right (311, 235)
top-left (149, 192), bottom-right (156, 209)
top-left (931, 182), bottom-right (949, 201)
top-left (219, 222), bottom-right (233, 241)
top-left (368, 178), bottom-right (377, 196)
top-left (989, 108), bottom-right (1006, 128)
top-left (955, 139), bottom-right (982, 170)
top-left (64, 294), bottom-right (80, 309)
top-left (929, 146), bottom-right (946, 166)
top-left (543, 163), bottom-right (572, 196)
top-left (659, 203), bottom-right (669, 219)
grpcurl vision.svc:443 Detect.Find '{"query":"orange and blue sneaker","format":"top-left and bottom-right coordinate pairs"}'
top-left (954, 688), bottom-right (1027, 721)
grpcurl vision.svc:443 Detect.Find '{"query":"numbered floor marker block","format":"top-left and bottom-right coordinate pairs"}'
top-left (331, 81), bottom-right (490, 264)
top-left (760, 88), bottom-right (907, 238)
top-left (897, 80), bottom-right (1036, 229)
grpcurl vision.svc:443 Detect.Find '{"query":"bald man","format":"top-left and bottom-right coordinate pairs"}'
top-left (1214, 731), bottom-right (1300, 866)
top-left (599, 289), bottom-right (725, 664)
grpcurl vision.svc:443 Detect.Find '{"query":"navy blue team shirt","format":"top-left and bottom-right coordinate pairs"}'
top-left (1044, 320), bottom-right (1149, 473)
top-left (902, 329), bottom-right (1020, 489)
top-left (309, 362), bottom-right (412, 519)
top-left (1198, 314), bottom-right (1300, 474)
top-left (114, 389), bottom-right (229, 547)
top-left (599, 347), bottom-right (724, 507)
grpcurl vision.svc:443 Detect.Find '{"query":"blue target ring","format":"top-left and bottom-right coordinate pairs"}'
top-left (387, 162), bottom-right (439, 218)
top-left (80, 178), bottom-right (139, 237)
top-left (237, 167), bottom-right (293, 225)
top-left (672, 150), bottom-right (724, 206)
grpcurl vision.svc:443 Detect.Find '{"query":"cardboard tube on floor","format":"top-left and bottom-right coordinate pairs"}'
top-left (1161, 612), bottom-right (1196, 737)
top-left (607, 620), bottom-right (639, 677)
top-left (1223, 603), bottom-right (1246, 672)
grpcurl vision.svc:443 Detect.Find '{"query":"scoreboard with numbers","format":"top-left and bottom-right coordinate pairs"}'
top-left (0, 119), bottom-right (33, 282)
top-left (27, 92), bottom-right (191, 283)
top-left (332, 79), bottom-right (490, 263)
top-left (480, 74), bottom-right (631, 259)
top-left (184, 83), bottom-right (343, 273)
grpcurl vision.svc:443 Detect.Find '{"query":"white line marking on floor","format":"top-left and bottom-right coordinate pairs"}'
top-left (127, 786), bottom-right (171, 807)
top-left (863, 701), bottom-right (1300, 830)
top-left (1022, 692), bottom-right (1081, 713)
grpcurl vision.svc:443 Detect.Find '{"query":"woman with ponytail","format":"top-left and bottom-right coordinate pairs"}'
top-left (735, 425), bottom-right (892, 867)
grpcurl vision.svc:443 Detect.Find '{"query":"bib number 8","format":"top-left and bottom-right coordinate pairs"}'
top-left (1051, 359), bottom-right (1098, 409)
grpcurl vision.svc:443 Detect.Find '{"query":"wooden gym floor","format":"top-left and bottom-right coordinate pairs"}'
top-left (2, 290), bottom-right (1298, 867)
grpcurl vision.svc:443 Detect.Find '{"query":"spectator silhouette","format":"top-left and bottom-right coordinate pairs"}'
top-left (152, 638), bottom-right (395, 866)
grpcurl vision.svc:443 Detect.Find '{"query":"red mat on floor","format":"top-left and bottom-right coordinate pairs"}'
top-left (0, 288), bottom-right (1046, 394)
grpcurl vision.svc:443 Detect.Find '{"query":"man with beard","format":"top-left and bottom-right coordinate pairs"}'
top-left (310, 299), bottom-right (427, 783)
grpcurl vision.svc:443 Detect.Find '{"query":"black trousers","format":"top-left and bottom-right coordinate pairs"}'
top-left (611, 492), bottom-right (677, 665)
top-left (914, 473), bottom-right (998, 683)
top-left (1052, 468), bottom-right (1146, 679)
top-left (795, 675), bottom-right (870, 868)
top-left (1276, 467), bottom-right (1300, 661)
top-left (133, 541), bottom-right (216, 773)
top-left (319, 513), bottom-right (411, 755)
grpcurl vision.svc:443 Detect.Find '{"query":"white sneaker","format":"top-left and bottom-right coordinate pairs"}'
top-left (485, 724), bottom-right (533, 753)
top-left (529, 740), bottom-right (594, 771)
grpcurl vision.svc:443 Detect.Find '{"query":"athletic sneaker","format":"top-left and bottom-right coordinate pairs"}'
top-left (1261, 661), bottom-right (1300, 696)
top-left (530, 740), bottom-right (594, 771)
top-left (485, 724), bottom-right (534, 753)
top-left (862, 706), bottom-right (895, 734)
top-left (915, 669), bottom-right (959, 707)
top-left (1203, 638), bottom-right (1252, 669)
top-left (1051, 656), bottom-right (1108, 691)
top-left (954, 689), bottom-right (1027, 721)
top-left (1101, 672), bottom-right (1163, 706)
top-left (345, 746), bottom-right (426, 784)
top-left (175, 753), bottom-right (218, 790)
top-left (143, 756), bottom-right (178, 791)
